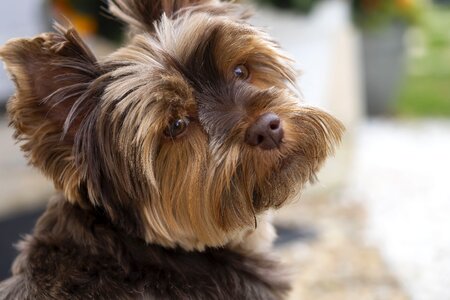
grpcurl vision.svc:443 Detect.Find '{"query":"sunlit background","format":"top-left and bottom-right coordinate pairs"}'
top-left (0, 0), bottom-right (449, 299)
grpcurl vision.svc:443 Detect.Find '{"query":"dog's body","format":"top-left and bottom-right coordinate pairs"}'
top-left (0, 0), bottom-right (343, 299)
top-left (0, 197), bottom-right (288, 299)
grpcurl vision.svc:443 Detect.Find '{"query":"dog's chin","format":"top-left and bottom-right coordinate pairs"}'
top-left (251, 155), bottom-right (306, 212)
top-left (251, 117), bottom-right (344, 212)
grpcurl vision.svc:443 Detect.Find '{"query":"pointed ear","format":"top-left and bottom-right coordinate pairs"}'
top-left (0, 23), bottom-right (103, 202)
top-left (108, 0), bottom-right (212, 33)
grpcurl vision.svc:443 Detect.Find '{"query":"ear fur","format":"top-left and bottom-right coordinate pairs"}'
top-left (0, 23), bottom-right (102, 202)
top-left (108, 0), bottom-right (215, 33)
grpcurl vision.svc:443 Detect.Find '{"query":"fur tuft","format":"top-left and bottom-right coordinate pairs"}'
top-left (0, 23), bottom-right (102, 203)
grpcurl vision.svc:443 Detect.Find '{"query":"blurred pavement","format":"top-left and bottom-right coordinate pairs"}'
top-left (347, 120), bottom-right (450, 300)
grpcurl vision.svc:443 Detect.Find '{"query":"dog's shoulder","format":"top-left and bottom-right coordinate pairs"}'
top-left (1, 234), bottom-right (290, 300)
top-left (0, 237), bottom-right (136, 300)
top-left (1, 199), bottom-right (290, 299)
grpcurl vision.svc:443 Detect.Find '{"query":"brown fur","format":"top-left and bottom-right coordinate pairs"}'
top-left (0, 0), bottom-right (343, 298)
top-left (1, 196), bottom-right (291, 299)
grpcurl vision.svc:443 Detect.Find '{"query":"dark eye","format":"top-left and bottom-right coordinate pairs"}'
top-left (164, 117), bottom-right (190, 138)
top-left (233, 64), bottom-right (249, 80)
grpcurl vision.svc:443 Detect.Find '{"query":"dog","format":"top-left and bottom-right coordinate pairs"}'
top-left (0, 0), bottom-right (343, 299)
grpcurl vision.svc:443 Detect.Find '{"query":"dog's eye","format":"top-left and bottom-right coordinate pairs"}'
top-left (164, 117), bottom-right (190, 138)
top-left (233, 64), bottom-right (249, 80)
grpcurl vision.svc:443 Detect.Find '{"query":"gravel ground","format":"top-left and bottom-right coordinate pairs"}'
top-left (275, 192), bottom-right (408, 300)
top-left (346, 120), bottom-right (450, 300)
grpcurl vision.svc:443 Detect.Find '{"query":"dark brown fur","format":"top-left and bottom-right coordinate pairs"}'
top-left (0, 0), bottom-right (343, 298)
top-left (0, 196), bottom-right (290, 299)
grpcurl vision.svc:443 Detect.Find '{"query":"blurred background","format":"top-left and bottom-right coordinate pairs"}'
top-left (0, 0), bottom-right (449, 299)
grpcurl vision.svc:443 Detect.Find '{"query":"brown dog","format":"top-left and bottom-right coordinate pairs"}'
top-left (0, 0), bottom-right (343, 299)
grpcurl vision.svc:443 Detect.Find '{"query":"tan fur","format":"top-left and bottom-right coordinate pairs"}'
top-left (0, 0), bottom-right (344, 251)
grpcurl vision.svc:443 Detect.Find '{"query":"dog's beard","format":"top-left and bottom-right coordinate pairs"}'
top-left (136, 95), bottom-right (343, 250)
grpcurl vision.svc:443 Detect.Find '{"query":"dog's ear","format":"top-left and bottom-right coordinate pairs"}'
top-left (108, 0), bottom-right (212, 33)
top-left (0, 23), bottom-right (103, 202)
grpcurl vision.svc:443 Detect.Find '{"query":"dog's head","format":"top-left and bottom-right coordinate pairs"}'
top-left (0, 0), bottom-right (343, 250)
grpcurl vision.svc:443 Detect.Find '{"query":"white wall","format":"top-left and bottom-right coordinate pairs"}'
top-left (0, 1), bottom-right (46, 102)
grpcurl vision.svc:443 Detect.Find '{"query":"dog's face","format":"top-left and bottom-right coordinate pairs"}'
top-left (0, 0), bottom-right (343, 250)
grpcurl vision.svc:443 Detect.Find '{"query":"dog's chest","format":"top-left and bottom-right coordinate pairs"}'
top-left (129, 248), bottom-right (288, 299)
top-left (13, 240), bottom-right (289, 300)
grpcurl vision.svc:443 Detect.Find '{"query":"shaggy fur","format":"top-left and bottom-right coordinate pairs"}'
top-left (0, 0), bottom-right (343, 299)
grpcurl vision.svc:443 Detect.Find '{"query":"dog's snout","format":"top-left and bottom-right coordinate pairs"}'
top-left (245, 113), bottom-right (284, 150)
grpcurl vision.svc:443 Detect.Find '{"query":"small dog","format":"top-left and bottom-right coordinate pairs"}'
top-left (0, 0), bottom-right (343, 299)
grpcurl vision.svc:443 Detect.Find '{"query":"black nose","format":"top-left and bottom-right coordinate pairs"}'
top-left (245, 113), bottom-right (284, 150)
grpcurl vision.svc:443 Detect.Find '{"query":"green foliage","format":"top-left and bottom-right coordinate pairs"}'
top-left (396, 6), bottom-right (450, 117)
top-left (255, 0), bottom-right (322, 13)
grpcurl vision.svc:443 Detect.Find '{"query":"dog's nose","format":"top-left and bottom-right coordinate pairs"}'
top-left (245, 113), bottom-right (284, 150)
